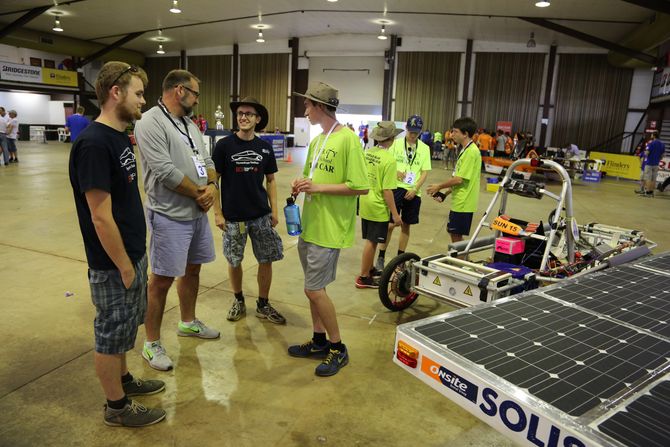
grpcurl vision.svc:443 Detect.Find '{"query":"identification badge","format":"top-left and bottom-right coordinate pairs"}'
top-left (238, 222), bottom-right (246, 234)
top-left (192, 155), bottom-right (207, 178)
top-left (403, 172), bottom-right (416, 185)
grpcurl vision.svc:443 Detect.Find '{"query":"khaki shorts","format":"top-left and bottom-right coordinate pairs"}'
top-left (643, 165), bottom-right (659, 182)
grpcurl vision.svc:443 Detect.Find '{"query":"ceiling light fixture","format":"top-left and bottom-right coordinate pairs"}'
top-left (157, 44), bottom-right (165, 54)
top-left (378, 24), bottom-right (387, 40)
top-left (52, 17), bottom-right (63, 32)
top-left (256, 30), bottom-right (265, 43)
top-left (169, 0), bottom-right (181, 13)
top-left (327, 0), bottom-right (338, 2)
top-left (527, 32), bottom-right (536, 48)
top-left (535, 1), bottom-right (551, 7)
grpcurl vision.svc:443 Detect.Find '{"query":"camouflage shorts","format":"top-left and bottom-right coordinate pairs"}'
top-left (223, 214), bottom-right (284, 267)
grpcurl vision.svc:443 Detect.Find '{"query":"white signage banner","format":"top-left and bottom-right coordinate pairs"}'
top-left (0, 61), bottom-right (42, 83)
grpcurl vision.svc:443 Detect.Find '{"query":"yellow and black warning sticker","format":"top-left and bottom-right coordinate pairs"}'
top-left (464, 285), bottom-right (473, 296)
top-left (433, 276), bottom-right (442, 286)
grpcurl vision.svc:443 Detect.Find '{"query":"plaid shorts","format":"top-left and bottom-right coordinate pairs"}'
top-left (223, 214), bottom-right (284, 267)
top-left (88, 255), bottom-right (148, 355)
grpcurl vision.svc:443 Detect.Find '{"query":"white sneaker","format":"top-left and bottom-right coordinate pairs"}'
top-left (177, 319), bottom-right (220, 339)
top-left (142, 341), bottom-right (174, 371)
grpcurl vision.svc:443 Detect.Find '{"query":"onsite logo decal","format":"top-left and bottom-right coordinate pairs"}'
top-left (421, 355), bottom-right (478, 403)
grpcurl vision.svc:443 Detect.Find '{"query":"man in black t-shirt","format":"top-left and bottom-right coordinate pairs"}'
top-left (212, 97), bottom-right (285, 324)
top-left (69, 62), bottom-right (166, 427)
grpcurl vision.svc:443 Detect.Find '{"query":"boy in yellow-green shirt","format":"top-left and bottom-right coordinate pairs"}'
top-left (356, 122), bottom-right (403, 289)
top-left (427, 117), bottom-right (481, 243)
top-left (289, 82), bottom-right (369, 377)
top-left (375, 115), bottom-right (432, 271)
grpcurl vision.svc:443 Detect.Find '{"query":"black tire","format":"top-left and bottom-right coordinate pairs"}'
top-left (378, 252), bottom-right (421, 311)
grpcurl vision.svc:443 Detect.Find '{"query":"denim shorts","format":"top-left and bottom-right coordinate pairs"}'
top-left (297, 238), bottom-right (340, 291)
top-left (147, 209), bottom-right (216, 277)
top-left (88, 255), bottom-right (148, 355)
top-left (223, 214), bottom-right (284, 267)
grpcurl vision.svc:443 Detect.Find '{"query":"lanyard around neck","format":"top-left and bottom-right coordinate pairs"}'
top-left (308, 121), bottom-right (339, 179)
top-left (157, 99), bottom-right (197, 154)
top-left (404, 138), bottom-right (417, 166)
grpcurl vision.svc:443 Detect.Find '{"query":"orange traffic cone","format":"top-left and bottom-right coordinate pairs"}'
top-left (286, 150), bottom-right (292, 163)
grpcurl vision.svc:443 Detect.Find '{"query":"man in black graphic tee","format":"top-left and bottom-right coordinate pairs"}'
top-left (212, 97), bottom-right (285, 325)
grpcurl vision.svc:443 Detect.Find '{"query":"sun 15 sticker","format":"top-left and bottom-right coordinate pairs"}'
top-left (421, 355), bottom-right (478, 403)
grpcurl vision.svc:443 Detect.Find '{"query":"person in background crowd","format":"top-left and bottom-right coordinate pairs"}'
top-left (638, 131), bottom-right (665, 197)
top-left (0, 107), bottom-right (9, 166)
top-left (495, 129), bottom-right (506, 158)
top-left (5, 110), bottom-right (19, 163)
top-left (65, 106), bottom-right (92, 143)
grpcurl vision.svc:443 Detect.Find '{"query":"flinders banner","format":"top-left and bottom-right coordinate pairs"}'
top-left (590, 152), bottom-right (641, 180)
top-left (0, 61), bottom-right (78, 87)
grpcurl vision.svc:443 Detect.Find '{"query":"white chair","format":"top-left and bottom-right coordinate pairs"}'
top-left (57, 128), bottom-right (70, 142)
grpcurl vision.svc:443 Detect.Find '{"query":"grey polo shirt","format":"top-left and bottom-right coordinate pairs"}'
top-left (134, 105), bottom-right (214, 221)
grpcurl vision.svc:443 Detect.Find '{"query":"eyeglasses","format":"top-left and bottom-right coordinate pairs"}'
top-left (111, 65), bottom-right (139, 87)
top-left (237, 111), bottom-right (258, 118)
top-left (181, 84), bottom-right (200, 98)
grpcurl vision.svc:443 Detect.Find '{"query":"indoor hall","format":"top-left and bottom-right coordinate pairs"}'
top-left (1, 1), bottom-right (669, 446)
top-left (2, 141), bottom-right (669, 446)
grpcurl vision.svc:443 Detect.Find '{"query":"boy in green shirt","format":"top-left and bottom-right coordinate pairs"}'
top-left (426, 117), bottom-right (481, 243)
top-left (289, 82), bottom-right (369, 377)
top-left (356, 122), bottom-right (403, 289)
top-left (375, 115), bottom-right (432, 271)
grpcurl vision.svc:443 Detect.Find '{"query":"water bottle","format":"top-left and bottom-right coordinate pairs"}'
top-left (284, 196), bottom-right (302, 236)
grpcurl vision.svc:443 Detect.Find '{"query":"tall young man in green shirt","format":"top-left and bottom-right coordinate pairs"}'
top-left (375, 115), bottom-right (431, 271)
top-left (356, 121), bottom-right (402, 289)
top-left (289, 82), bottom-right (369, 377)
top-left (426, 117), bottom-right (481, 243)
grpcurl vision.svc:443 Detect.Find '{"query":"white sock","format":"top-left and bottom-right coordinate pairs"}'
top-left (181, 320), bottom-right (195, 326)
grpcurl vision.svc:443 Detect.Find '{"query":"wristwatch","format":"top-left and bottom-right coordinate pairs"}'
top-left (207, 181), bottom-right (219, 190)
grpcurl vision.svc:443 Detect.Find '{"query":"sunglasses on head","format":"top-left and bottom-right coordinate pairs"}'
top-left (111, 65), bottom-right (139, 87)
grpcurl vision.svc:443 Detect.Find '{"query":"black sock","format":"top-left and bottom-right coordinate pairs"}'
top-left (330, 340), bottom-right (345, 352)
top-left (234, 292), bottom-right (245, 303)
top-left (107, 395), bottom-right (129, 410)
top-left (313, 332), bottom-right (327, 347)
top-left (379, 249), bottom-right (386, 258)
top-left (257, 297), bottom-right (269, 308)
top-left (121, 372), bottom-right (133, 384)
top-left (397, 249), bottom-right (405, 256)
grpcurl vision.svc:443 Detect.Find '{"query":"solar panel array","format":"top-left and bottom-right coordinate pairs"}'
top-left (416, 294), bottom-right (670, 417)
top-left (411, 253), bottom-right (670, 446)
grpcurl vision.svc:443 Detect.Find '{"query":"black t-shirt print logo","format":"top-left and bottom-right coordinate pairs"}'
top-left (231, 150), bottom-right (262, 165)
top-left (119, 147), bottom-right (136, 170)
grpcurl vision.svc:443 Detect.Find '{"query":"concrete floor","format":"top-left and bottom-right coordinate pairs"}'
top-left (0, 141), bottom-right (668, 447)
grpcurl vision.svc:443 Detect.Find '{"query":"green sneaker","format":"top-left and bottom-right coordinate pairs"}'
top-left (177, 319), bottom-right (220, 339)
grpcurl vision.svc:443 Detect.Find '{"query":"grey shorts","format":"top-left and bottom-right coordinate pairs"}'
top-left (223, 214), bottom-right (284, 267)
top-left (147, 209), bottom-right (215, 277)
top-left (297, 238), bottom-right (340, 291)
top-left (88, 255), bottom-right (148, 355)
top-left (643, 165), bottom-right (659, 182)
